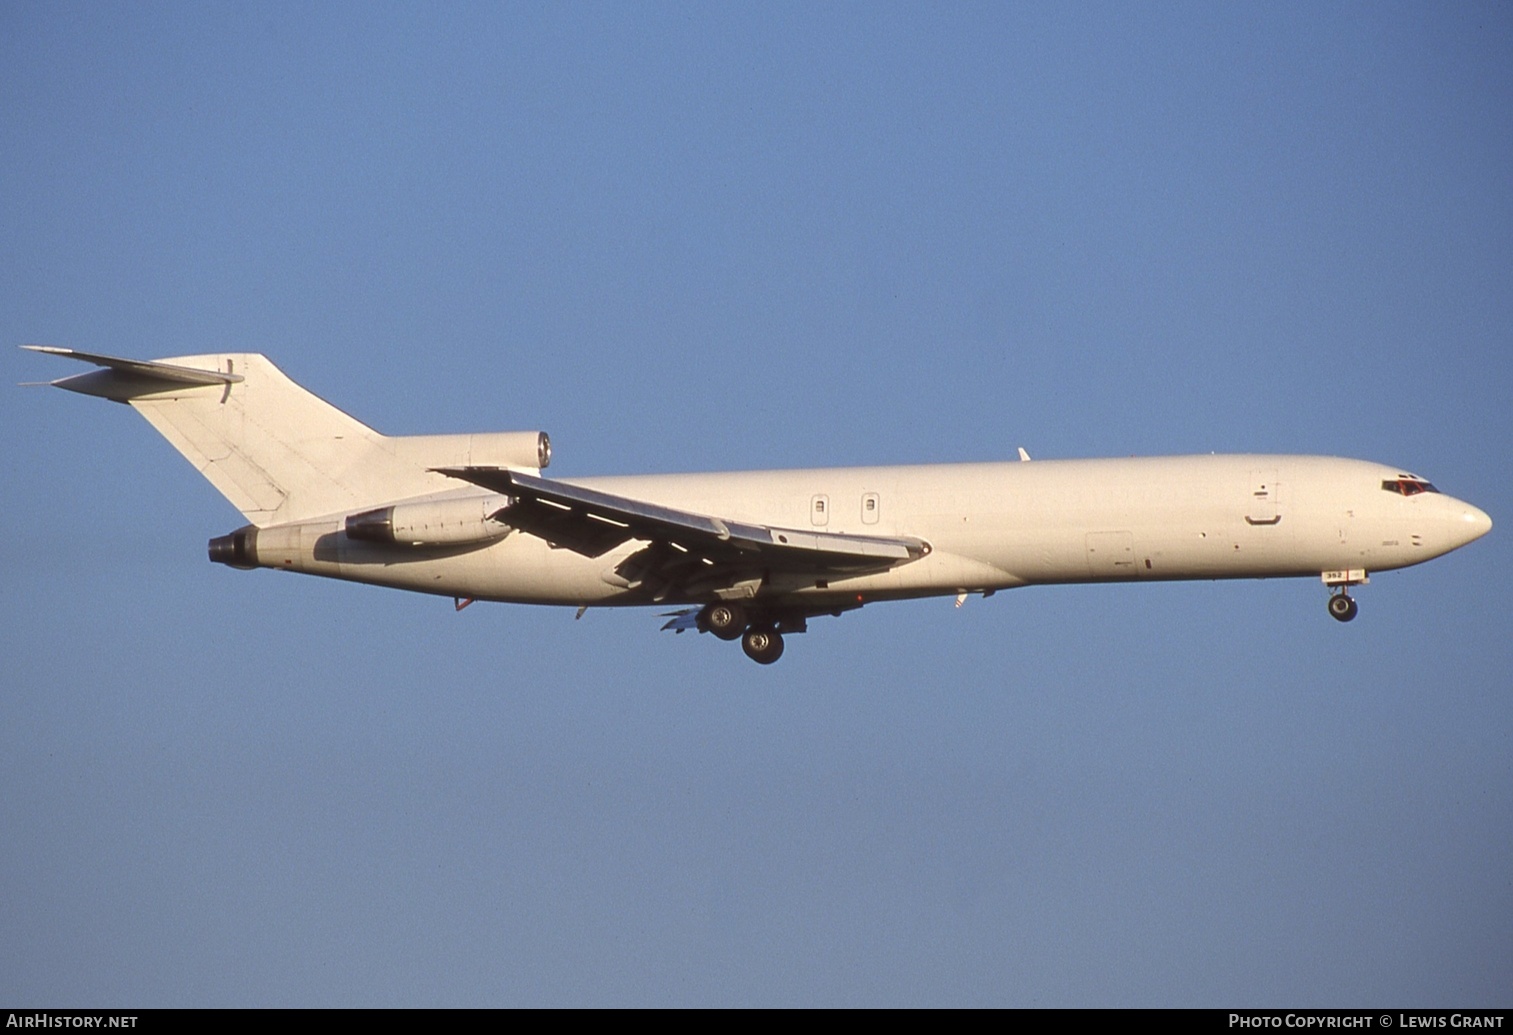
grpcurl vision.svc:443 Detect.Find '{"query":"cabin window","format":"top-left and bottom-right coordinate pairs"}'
top-left (1381, 479), bottom-right (1439, 496)
top-left (810, 494), bottom-right (829, 526)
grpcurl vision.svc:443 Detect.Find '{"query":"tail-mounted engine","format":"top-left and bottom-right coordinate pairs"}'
top-left (345, 495), bottom-right (511, 546)
top-left (208, 526), bottom-right (259, 568)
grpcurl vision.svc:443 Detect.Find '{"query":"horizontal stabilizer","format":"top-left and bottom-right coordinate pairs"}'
top-left (22, 345), bottom-right (242, 391)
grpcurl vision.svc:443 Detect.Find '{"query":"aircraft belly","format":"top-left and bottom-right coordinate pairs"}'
top-left (782, 550), bottom-right (1024, 601)
top-left (256, 522), bottom-right (622, 606)
top-left (357, 535), bottom-right (622, 606)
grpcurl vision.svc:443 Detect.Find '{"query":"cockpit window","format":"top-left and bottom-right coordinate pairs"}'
top-left (1381, 478), bottom-right (1440, 496)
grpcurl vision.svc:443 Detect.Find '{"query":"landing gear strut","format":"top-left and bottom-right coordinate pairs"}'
top-left (1327, 591), bottom-right (1358, 622)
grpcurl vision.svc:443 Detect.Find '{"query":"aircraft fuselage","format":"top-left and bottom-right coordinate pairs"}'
top-left (243, 454), bottom-right (1491, 609)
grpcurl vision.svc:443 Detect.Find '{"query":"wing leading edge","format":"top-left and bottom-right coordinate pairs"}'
top-left (433, 466), bottom-right (929, 600)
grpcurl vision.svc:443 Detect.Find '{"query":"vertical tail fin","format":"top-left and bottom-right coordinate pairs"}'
top-left (128, 353), bottom-right (394, 524)
top-left (28, 347), bottom-right (552, 527)
top-left (29, 349), bottom-right (413, 525)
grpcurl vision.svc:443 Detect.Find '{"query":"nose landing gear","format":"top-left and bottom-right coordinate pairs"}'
top-left (1321, 569), bottom-right (1367, 623)
top-left (1327, 590), bottom-right (1358, 622)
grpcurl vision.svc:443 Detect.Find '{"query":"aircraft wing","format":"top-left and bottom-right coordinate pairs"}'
top-left (433, 466), bottom-right (928, 598)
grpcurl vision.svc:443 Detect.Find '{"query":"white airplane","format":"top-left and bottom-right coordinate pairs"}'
top-left (26, 346), bottom-right (1492, 664)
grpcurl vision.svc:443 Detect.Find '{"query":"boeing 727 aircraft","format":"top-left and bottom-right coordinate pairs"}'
top-left (26, 347), bottom-right (1492, 663)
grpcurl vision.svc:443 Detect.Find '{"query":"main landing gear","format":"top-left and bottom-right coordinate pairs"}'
top-left (1327, 590), bottom-right (1359, 623)
top-left (704, 602), bottom-right (747, 641)
top-left (696, 601), bottom-right (791, 664)
top-left (741, 624), bottom-right (784, 665)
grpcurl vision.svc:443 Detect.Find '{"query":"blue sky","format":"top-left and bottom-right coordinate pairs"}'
top-left (4, 2), bottom-right (1510, 1006)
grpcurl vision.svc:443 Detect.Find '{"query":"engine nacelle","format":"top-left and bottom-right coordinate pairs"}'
top-left (346, 496), bottom-right (511, 546)
top-left (208, 525), bottom-right (259, 568)
top-left (389, 431), bottom-right (551, 471)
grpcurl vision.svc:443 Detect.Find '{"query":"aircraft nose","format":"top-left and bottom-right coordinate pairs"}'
top-left (1452, 502), bottom-right (1492, 547)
